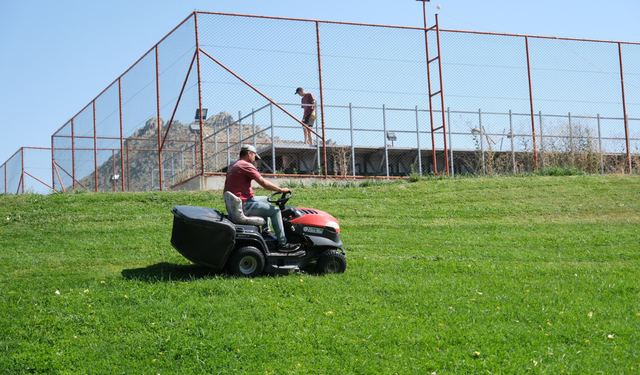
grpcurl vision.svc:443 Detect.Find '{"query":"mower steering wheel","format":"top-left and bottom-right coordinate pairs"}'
top-left (267, 191), bottom-right (292, 210)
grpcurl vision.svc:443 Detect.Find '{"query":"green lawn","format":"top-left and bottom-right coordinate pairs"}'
top-left (1, 175), bottom-right (639, 374)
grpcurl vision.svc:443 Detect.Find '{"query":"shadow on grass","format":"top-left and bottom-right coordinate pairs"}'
top-left (121, 262), bottom-right (223, 282)
top-left (122, 262), bottom-right (322, 282)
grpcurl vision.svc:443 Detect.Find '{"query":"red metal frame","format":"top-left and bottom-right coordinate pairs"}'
top-left (618, 42), bottom-right (632, 174)
top-left (155, 46), bottom-right (164, 190)
top-left (118, 78), bottom-right (125, 191)
top-left (198, 48), bottom-right (324, 140)
top-left (194, 12), bottom-right (206, 177)
top-left (23, 10), bottom-right (639, 196)
top-left (422, 4), bottom-right (449, 176)
top-left (434, 15), bottom-right (450, 176)
top-left (316, 21), bottom-right (328, 177)
top-left (525, 36), bottom-right (539, 170)
top-left (160, 51), bottom-right (197, 150)
top-left (92, 101), bottom-right (98, 191)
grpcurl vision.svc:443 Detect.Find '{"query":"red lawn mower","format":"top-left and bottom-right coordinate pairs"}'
top-left (170, 192), bottom-right (346, 277)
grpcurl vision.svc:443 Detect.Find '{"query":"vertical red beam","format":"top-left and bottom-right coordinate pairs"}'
top-left (118, 78), bottom-right (125, 191)
top-left (20, 147), bottom-right (25, 194)
top-left (525, 36), bottom-right (539, 170)
top-left (194, 12), bottom-right (206, 177)
top-left (435, 14), bottom-right (449, 176)
top-left (93, 101), bottom-right (98, 191)
top-left (618, 42), bottom-right (632, 173)
top-left (315, 21), bottom-right (327, 177)
top-left (51, 135), bottom-right (55, 191)
top-left (423, 3), bottom-right (438, 174)
top-left (155, 46), bottom-right (164, 190)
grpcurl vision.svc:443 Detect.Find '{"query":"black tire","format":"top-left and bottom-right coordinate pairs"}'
top-left (316, 250), bottom-right (347, 274)
top-left (227, 246), bottom-right (265, 277)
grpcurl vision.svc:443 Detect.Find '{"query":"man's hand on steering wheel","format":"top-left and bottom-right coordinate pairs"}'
top-left (268, 190), bottom-right (292, 210)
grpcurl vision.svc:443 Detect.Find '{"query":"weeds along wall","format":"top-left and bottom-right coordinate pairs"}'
top-left (42, 12), bottom-right (640, 193)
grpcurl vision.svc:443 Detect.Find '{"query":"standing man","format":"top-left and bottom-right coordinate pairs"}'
top-left (224, 144), bottom-right (301, 252)
top-left (296, 87), bottom-right (316, 145)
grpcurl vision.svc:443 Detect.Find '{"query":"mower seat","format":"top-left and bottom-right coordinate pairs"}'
top-left (223, 191), bottom-right (266, 227)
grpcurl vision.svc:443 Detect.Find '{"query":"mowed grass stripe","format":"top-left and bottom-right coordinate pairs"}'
top-left (1, 175), bottom-right (638, 374)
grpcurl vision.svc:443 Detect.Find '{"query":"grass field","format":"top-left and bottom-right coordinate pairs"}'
top-left (1, 175), bottom-right (639, 374)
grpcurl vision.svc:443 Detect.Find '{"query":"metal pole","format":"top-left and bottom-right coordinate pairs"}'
top-left (525, 36), bottom-right (539, 170)
top-left (597, 114), bottom-right (604, 174)
top-left (252, 109), bottom-right (257, 148)
top-left (51, 135), bottom-right (55, 192)
top-left (214, 119), bottom-right (218, 171)
top-left (618, 42), bottom-right (632, 173)
top-left (171, 153), bottom-right (175, 185)
top-left (238, 111), bottom-right (243, 148)
top-left (226, 120), bottom-right (230, 167)
top-left (71, 119), bottom-right (75, 191)
top-left (478, 108), bottom-right (485, 175)
top-left (510, 110), bottom-right (516, 173)
top-left (194, 12), bottom-right (206, 176)
top-left (538, 110), bottom-right (544, 167)
top-left (422, 2), bottom-right (437, 175)
top-left (435, 14), bottom-right (450, 176)
top-left (350, 103), bottom-right (356, 176)
top-left (93, 101), bottom-right (98, 192)
top-left (126, 140), bottom-right (130, 191)
top-left (383, 104), bottom-right (389, 177)
top-left (155, 46), bottom-right (163, 190)
top-left (270, 103), bottom-right (276, 173)
top-left (315, 21), bottom-right (327, 177)
top-left (448, 107), bottom-right (454, 177)
top-left (20, 148), bottom-right (24, 194)
top-left (568, 112), bottom-right (573, 165)
top-left (118, 78), bottom-right (124, 191)
top-left (416, 105), bottom-right (422, 175)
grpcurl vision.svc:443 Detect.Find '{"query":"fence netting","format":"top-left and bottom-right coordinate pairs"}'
top-left (9, 11), bottom-right (638, 194)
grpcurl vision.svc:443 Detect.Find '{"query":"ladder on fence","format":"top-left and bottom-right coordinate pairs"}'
top-left (421, 4), bottom-right (450, 176)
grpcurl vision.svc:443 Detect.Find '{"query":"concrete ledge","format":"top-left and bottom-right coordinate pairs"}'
top-left (169, 175), bottom-right (362, 192)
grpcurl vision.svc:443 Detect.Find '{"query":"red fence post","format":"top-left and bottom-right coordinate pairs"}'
top-left (51, 135), bottom-right (55, 191)
top-left (118, 78), bottom-right (125, 191)
top-left (155, 46), bottom-right (164, 190)
top-left (618, 42), bottom-right (632, 174)
top-left (194, 12), bottom-right (206, 177)
top-left (435, 14), bottom-right (450, 176)
top-left (315, 21), bottom-right (327, 177)
top-left (525, 36), bottom-right (539, 170)
top-left (21, 147), bottom-right (25, 194)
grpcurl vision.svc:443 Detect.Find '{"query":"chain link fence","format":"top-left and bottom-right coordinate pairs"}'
top-left (1, 148), bottom-right (54, 194)
top-left (4, 11), bottom-right (639, 194)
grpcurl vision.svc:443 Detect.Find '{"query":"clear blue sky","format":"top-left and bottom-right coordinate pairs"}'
top-left (1, 0), bottom-right (639, 165)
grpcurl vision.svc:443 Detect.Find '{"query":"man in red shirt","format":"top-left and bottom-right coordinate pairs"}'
top-left (296, 87), bottom-right (316, 145)
top-left (224, 144), bottom-right (300, 252)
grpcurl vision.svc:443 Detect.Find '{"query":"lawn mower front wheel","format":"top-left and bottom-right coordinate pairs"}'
top-left (316, 250), bottom-right (347, 274)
